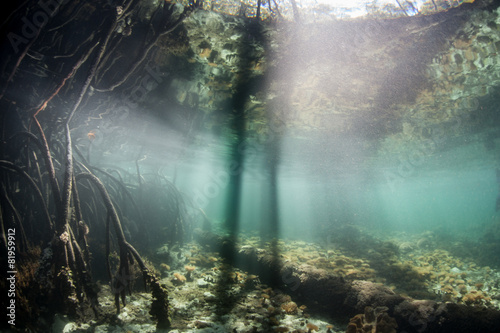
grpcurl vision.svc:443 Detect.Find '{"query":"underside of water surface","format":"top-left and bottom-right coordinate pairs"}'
top-left (1, 0), bottom-right (500, 332)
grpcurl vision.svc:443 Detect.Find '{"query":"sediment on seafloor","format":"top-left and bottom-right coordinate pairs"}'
top-left (194, 229), bottom-right (500, 333)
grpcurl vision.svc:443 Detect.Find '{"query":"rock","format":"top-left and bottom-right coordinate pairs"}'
top-left (197, 278), bottom-right (209, 288)
top-left (51, 314), bottom-right (75, 333)
top-left (203, 291), bottom-right (216, 300)
top-left (156, 245), bottom-right (169, 257)
top-left (193, 320), bottom-right (212, 329)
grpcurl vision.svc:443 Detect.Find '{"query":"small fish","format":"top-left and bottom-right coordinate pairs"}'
top-left (87, 130), bottom-right (96, 141)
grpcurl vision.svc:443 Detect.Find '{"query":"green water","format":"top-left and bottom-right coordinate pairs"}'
top-left (104, 123), bottom-right (500, 245)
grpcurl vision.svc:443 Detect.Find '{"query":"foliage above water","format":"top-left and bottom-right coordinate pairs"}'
top-left (172, 0), bottom-right (476, 21)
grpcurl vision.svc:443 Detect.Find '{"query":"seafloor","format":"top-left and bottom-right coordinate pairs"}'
top-left (51, 228), bottom-right (500, 333)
